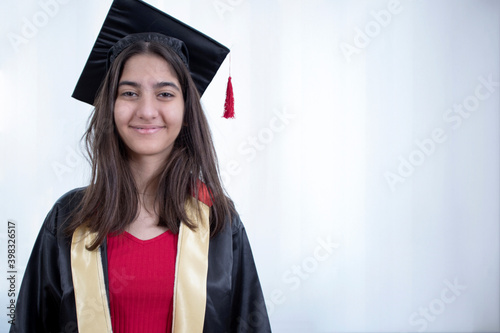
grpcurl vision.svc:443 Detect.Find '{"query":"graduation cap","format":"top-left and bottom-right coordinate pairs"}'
top-left (72, 0), bottom-right (235, 118)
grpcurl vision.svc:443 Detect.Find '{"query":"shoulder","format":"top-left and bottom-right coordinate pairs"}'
top-left (229, 210), bottom-right (244, 235)
top-left (208, 206), bottom-right (243, 242)
top-left (42, 187), bottom-right (87, 235)
top-left (54, 186), bottom-right (86, 208)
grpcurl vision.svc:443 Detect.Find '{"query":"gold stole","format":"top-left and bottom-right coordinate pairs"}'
top-left (71, 197), bottom-right (210, 333)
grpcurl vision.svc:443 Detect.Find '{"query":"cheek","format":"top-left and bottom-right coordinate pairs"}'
top-left (112, 109), bottom-right (130, 144)
top-left (168, 103), bottom-right (185, 128)
top-left (113, 103), bottom-right (130, 128)
top-left (174, 112), bottom-right (185, 128)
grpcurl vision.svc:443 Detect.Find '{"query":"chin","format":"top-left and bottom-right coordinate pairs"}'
top-left (127, 146), bottom-right (172, 159)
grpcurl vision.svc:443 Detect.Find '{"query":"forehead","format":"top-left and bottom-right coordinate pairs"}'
top-left (120, 53), bottom-right (178, 81)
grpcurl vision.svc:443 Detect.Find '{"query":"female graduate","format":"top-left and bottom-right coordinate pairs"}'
top-left (10, 0), bottom-right (271, 332)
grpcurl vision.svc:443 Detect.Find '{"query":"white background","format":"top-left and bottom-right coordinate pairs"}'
top-left (0, 0), bottom-right (499, 332)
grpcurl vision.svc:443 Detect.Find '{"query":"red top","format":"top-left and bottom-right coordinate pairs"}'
top-left (107, 230), bottom-right (178, 333)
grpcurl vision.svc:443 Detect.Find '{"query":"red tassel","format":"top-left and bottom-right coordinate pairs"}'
top-left (223, 76), bottom-right (235, 119)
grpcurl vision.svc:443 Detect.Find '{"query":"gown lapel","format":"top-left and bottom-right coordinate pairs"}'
top-left (71, 226), bottom-right (113, 332)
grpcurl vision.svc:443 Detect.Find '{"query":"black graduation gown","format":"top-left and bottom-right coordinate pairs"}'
top-left (9, 188), bottom-right (271, 332)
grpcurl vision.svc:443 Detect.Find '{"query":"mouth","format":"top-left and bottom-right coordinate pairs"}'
top-left (130, 125), bottom-right (165, 134)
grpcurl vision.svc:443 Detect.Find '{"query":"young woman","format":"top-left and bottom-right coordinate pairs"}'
top-left (10, 1), bottom-right (271, 332)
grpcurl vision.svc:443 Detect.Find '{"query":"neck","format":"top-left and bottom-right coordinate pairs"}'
top-left (128, 154), bottom-right (166, 197)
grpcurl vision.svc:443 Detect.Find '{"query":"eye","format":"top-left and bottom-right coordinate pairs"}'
top-left (158, 92), bottom-right (175, 98)
top-left (121, 91), bottom-right (138, 97)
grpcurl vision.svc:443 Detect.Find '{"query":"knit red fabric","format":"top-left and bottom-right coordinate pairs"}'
top-left (107, 230), bottom-right (178, 333)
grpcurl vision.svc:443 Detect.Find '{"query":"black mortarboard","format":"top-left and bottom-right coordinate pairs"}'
top-left (72, 0), bottom-right (230, 106)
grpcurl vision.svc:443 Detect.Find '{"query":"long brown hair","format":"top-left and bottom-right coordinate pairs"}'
top-left (66, 40), bottom-right (233, 250)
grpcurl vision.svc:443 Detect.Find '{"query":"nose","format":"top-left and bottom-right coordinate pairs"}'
top-left (135, 94), bottom-right (158, 120)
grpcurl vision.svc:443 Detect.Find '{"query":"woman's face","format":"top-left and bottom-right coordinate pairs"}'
top-left (114, 53), bottom-right (185, 162)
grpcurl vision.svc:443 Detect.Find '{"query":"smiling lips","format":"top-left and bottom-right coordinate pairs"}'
top-left (130, 125), bottom-right (165, 134)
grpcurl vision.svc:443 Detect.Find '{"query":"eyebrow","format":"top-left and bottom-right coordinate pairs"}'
top-left (118, 80), bottom-right (181, 92)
